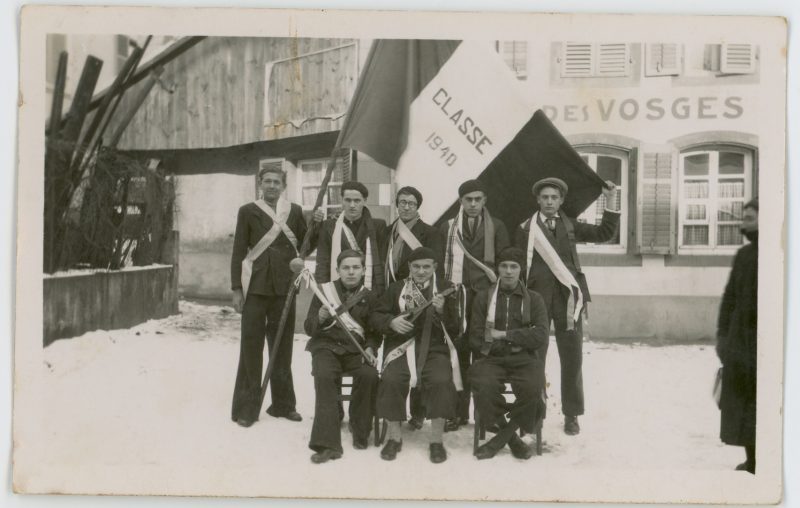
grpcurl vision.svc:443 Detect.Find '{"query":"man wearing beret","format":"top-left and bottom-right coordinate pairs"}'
top-left (371, 247), bottom-right (461, 463)
top-left (315, 181), bottom-right (388, 294)
top-left (384, 186), bottom-right (443, 431)
top-left (440, 178), bottom-right (510, 431)
top-left (304, 249), bottom-right (380, 464)
top-left (515, 176), bottom-right (619, 435)
top-left (469, 247), bottom-right (549, 460)
top-left (230, 165), bottom-right (307, 427)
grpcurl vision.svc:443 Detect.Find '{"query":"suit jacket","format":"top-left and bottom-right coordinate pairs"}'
top-left (230, 201), bottom-right (307, 296)
top-left (514, 210), bottom-right (619, 302)
top-left (304, 280), bottom-right (380, 355)
top-left (384, 218), bottom-right (443, 282)
top-left (369, 277), bottom-right (460, 355)
top-left (314, 211), bottom-right (388, 293)
top-left (439, 213), bottom-right (510, 292)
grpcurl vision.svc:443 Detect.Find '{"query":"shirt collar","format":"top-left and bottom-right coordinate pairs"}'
top-left (499, 281), bottom-right (525, 296)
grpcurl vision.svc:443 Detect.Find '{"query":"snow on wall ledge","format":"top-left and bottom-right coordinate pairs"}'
top-left (43, 265), bottom-right (179, 346)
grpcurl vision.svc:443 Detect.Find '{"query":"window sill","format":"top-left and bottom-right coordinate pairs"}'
top-left (580, 252), bottom-right (643, 267)
top-left (665, 253), bottom-right (735, 267)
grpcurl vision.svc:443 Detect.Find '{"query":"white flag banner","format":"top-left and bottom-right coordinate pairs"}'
top-left (395, 41), bottom-right (534, 223)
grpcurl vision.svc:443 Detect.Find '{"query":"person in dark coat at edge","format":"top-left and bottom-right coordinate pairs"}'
top-left (304, 249), bottom-right (380, 464)
top-left (314, 181), bottom-right (387, 295)
top-left (440, 179), bottom-right (510, 432)
top-left (230, 165), bottom-right (307, 426)
top-left (469, 247), bottom-right (549, 460)
top-left (384, 186), bottom-right (443, 432)
top-left (716, 198), bottom-right (758, 474)
top-left (514, 177), bottom-right (618, 435)
top-left (371, 247), bottom-right (461, 464)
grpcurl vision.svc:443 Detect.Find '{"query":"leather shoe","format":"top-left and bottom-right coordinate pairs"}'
top-left (508, 434), bottom-right (534, 460)
top-left (353, 435), bottom-right (369, 450)
top-left (267, 407), bottom-right (303, 422)
top-left (474, 442), bottom-right (500, 460)
top-left (311, 448), bottom-right (342, 464)
top-left (429, 442), bottom-right (447, 464)
top-left (408, 416), bottom-right (424, 430)
top-left (564, 416), bottom-right (580, 435)
top-left (735, 461), bottom-right (755, 474)
top-left (236, 418), bottom-right (255, 428)
top-left (445, 417), bottom-right (466, 432)
top-left (380, 439), bottom-right (403, 461)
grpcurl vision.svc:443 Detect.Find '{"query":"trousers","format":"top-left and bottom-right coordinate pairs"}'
top-left (377, 351), bottom-right (457, 421)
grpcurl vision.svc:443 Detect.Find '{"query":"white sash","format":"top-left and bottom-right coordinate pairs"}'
top-left (319, 281), bottom-right (365, 339)
top-left (386, 218), bottom-right (423, 283)
top-left (241, 198), bottom-right (294, 299)
top-left (444, 207), bottom-right (497, 285)
top-left (331, 213), bottom-right (374, 290)
top-left (524, 212), bottom-right (583, 330)
top-left (382, 275), bottom-right (463, 391)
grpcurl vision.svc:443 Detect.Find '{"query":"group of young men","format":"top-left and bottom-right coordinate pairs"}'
top-left (230, 165), bottom-right (619, 464)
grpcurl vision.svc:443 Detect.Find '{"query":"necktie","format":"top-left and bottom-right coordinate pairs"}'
top-left (546, 217), bottom-right (556, 232)
top-left (467, 217), bottom-right (476, 237)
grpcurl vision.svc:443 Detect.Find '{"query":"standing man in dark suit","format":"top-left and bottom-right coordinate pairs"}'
top-left (384, 186), bottom-right (442, 430)
top-left (230, 165), bottom-right (307, 427)
top-left (315, 181), bottom-right (387, 294)
top-left (514, 177), bottom-right (618, 435)
top-left (304, 249), bottom-right (380, 464)
top-left (440, 179), bottom-right (510, 432)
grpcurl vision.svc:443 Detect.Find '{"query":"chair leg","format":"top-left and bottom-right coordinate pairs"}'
top-left (473, 410), bottom-right (481, 455)
top-left (536, 428), bottom-right (543, 456)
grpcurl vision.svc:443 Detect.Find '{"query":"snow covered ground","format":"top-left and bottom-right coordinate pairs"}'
top-left (28, 300), bottom-right (743, 500)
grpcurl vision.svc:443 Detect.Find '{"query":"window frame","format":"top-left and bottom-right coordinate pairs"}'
top-left (295, 157), bottom-right (345, 218)
top-left (561, 42), bottom-right (631, 78)
top-left (574, 146), bottom-right (629, 254)
top-left (677, 145), bottom-right (754, 254)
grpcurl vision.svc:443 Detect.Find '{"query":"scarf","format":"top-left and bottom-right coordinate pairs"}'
top-left (386, 216), bottom-right (422, 284)
top-left (482, 280), bottom-right (530, 355)
top-left (331, 209), bottom-right (375, 290)
top-left (318, 281), bottom-right (365, 340)
top-left (524, 212), bottom-right (583, 330)
top-left (444, 206), bottom-right (497, 285)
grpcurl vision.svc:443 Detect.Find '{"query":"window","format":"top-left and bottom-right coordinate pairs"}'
top-left (561, 42), bottom-right (631, 78)
top-left (678, 147), bottom-right (754, 251)
top-left (297, 158), bottom-right (345, 217)
top-left (703, 43), bottom-right (757, 75)
top-left (576, 149), bottom-right (628, 251)
top-left (497, 41), bottom-right (527, 79)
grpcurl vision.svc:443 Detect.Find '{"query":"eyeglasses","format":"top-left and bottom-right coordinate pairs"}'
top-left (397, 200), bottom-right (418, 209)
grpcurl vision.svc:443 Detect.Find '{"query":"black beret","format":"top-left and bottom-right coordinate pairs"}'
top-left (532, 177), bottom-right (568, 197)
top-left (396, 186), bottom-right (423, 207)
top-left (340, 181), bottom-right (369, 198)
top-left (497, 247), bottom-right (525, 267)
top-left (406, 246), bottom-right (437, 264)
top-left (458, 179), bottom-right (486, 198)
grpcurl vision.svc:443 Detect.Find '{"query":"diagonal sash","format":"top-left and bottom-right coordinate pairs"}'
top-left (524, 212), bottom-right (583, 330)
top-left (241, 198), bottom-right (294, 299)
top-left (319, 281), bottom-right (365, 339)
top-left (444, 207), bottom-right (497, 285)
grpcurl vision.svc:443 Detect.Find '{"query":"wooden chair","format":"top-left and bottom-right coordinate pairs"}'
top-left (473, 382), bottom-right (546, 456)
top-left (339, 375), bottom-right (382, 447)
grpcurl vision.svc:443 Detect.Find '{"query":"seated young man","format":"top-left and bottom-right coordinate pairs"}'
top-left (370, 247), bottom-right (461, 464)
top-left (304, 249), bottom-right (380, 464)
top-left (468, 247), bottom-right (549, 460)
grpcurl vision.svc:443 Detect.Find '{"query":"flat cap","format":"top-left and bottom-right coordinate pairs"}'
top-left (532, 177), bottom-right (568, 197)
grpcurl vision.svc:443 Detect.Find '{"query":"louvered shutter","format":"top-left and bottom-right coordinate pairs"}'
top-left (562, 42), bottom-right (593, 77)
top-left (637, 147), bottom-right (676, 254)
top-left (256, 158), bottom-right (285, 198)
top-left (645, 43), bottom-right (681, 76)
top-left (720, 43), bottom-right (756, 74)
top-left (596, 43), bottom-right (630, 77)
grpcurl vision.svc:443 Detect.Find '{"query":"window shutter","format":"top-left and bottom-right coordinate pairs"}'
top-left (637, 147), bottom-right (676, 254)
top-left (336, 148), bottom-right (352, 182)
top-left (561, 42), bottom-right (593, 77)
top-left (256, 158), bottom-right (285, 198)
top-left (720, 43), bottom-right (756, 74)
top-left (645, 43), bottom-right (681, 76)
top-left (596, 43), bottom-right (630, 77)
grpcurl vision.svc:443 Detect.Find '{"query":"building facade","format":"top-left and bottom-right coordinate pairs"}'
top-left (51, 35), bottom-right (761, 341)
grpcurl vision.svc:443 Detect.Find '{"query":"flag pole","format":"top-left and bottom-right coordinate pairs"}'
top-left (257, 151), bottom-right (343, 414)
